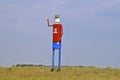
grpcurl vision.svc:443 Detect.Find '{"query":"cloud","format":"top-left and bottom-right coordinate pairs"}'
top-left (0, 0), bottom-right (120, 67)
top-left (0, 0), bottom-right (69, 35)
top-left (102, 0), bottom-right (120, 7)
top-left (61, 0), bottom-right (120, 27)
top-left (61, 0), bottom-right (120, 17)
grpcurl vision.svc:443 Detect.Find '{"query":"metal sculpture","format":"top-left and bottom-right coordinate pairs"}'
top-left (46, 15), bottom-right (63, 72)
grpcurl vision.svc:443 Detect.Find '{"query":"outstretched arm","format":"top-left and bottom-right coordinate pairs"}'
top-left (46, 17), bottom-right (53, 27)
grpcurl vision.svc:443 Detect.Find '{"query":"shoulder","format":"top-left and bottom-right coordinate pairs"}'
top-left (53, 23), bottom-right (62, 26)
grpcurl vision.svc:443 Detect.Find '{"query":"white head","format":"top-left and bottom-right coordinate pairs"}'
top-left (55, 15), bottom-right (60, 23)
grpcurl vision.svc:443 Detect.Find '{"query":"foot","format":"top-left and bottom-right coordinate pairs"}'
top-left (51, 68), bottom-right (54, 72)
top-left (57, 68), bottom-right (60, 72)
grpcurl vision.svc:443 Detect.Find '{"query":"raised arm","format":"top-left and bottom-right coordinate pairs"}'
top-left (46, 17), bottom-right (53, 27)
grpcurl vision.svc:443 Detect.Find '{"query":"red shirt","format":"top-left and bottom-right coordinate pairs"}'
top-left (53, 24), bottom-right (63, 42)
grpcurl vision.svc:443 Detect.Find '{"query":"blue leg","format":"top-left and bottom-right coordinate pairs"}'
top-left (57, 48), bottom-right (61, 72)
top-left (51, 49), bottom-right (55, 71)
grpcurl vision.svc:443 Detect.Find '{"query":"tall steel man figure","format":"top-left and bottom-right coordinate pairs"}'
top-left (46, 15), bottom-right (63, 72)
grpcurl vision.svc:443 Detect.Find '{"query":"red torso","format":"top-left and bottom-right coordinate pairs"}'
top-left (53, 24), bottom-right (63, 42)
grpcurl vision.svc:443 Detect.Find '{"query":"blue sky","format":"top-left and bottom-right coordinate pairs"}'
top-left (0, 0), bottom-right (120, 67)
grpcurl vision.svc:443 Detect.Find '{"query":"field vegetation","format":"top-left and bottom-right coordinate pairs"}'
top-left (0, 65), bottom-right (120, 80)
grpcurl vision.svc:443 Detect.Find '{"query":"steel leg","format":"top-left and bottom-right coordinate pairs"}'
top-left (57, 48), bottom-right (61, 72)
top-left (51, 49), bottom-right (55, 71)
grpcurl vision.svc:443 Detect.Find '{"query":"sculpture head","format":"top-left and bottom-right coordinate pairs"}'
top-left (55, 15), bottom-right (60, 23)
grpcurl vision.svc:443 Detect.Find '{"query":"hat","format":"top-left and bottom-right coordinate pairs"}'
top-left (55, 15), bottom-right (60, 19)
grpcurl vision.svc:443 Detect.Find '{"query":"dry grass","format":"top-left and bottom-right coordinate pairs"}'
top-left (0, 66), bottom-right (120, 80)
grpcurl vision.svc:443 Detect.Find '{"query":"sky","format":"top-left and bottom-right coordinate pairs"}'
top-left (0, 0), bottom-right (120, 67)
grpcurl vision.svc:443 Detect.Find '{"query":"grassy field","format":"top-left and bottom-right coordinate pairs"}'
top-left (0, 66), bottom-right (120, 80)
